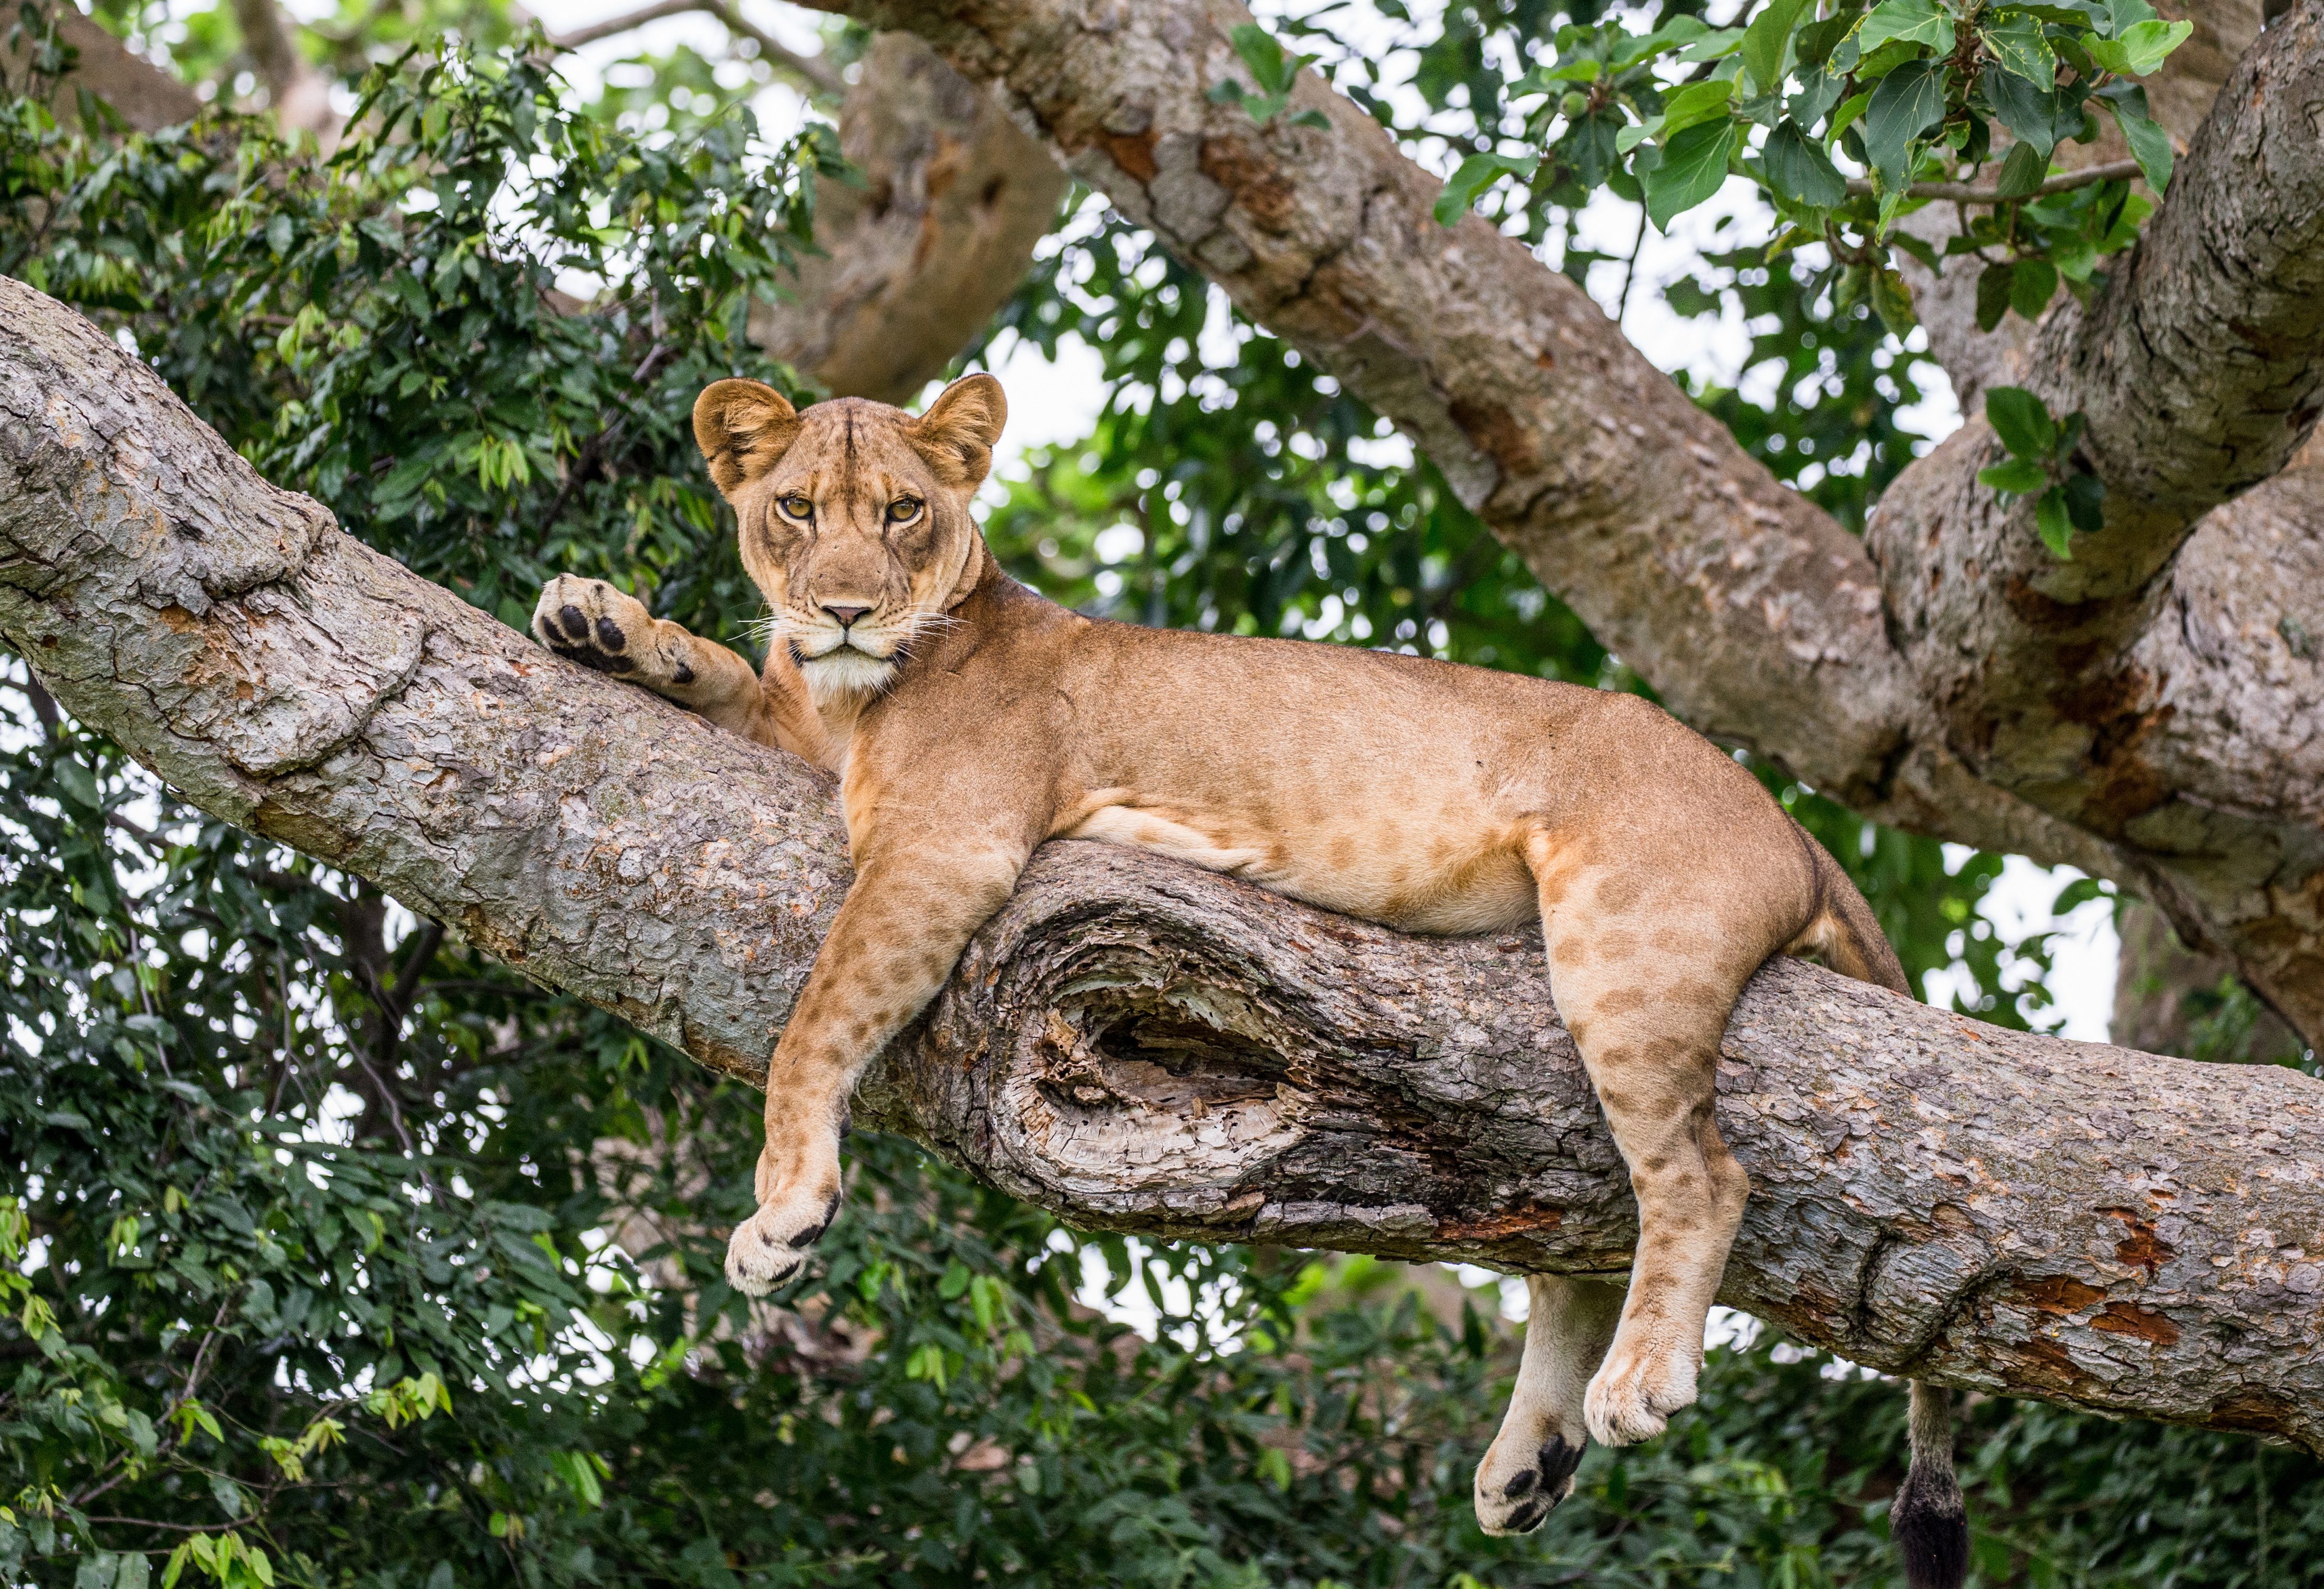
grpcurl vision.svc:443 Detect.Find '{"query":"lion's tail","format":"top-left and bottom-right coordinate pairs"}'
top-left (1786, 822), bottom-right (1912, 995)
top-left (1784, 826), bottom-right (1963, 1586)
top-left (1893, 1382), bottom-right (1968, 1589)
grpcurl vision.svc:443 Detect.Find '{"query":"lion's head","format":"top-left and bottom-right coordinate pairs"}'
top-left (693, 373), bottom-right (1007, 705)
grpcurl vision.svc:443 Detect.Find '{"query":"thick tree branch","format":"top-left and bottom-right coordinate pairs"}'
top-left (6, 277), bottom-right (2323, 1453)
top-left (1, 5), bottom-right (199, 131)
top-left (1870, 3), bottom-right (2324, 761)
top-left (748, 30), bottom-right (1068, 403)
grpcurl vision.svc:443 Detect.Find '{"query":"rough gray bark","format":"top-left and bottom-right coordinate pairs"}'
top-left (792, 0), bottom-right (2324, 1048)
top-left (749, 30), bottom-right (1068, 403)
top-left (7, 276), bottom-right (2324, 1455)
top-left (1868, 3), bottom-right (2324, 820)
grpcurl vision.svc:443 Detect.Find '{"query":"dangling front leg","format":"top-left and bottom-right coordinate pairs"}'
top-left (725, 844), bottom-right (1026, 1293)
top-left (1475, 1274), bottom-right (1625, 1533)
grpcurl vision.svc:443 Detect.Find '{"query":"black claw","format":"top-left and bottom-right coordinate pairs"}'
top-left (789, 1219), bottom-right (829, 1249)
top-left (595, 616), bottom-right (626, 652)
top-left (1501, 1468), bottom-right (1538, 1499)
top-left (557, 604), bottom-right (590, 642)
top-left (671, 662), bottom-right (695, 685)
top-left (1537, 1435), bottom-right (1584, 1490)
top-left (1503, 1499), bottom-right (1549, 1533)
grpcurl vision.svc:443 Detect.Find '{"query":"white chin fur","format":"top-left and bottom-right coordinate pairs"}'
top-left (800, 649), bottom-right (897, 705)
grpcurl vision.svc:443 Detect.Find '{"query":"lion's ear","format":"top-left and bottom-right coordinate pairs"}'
top-left (909, 373), bottom-right (1007, 489)
top-left (693, 379), bottom-right (801, 496)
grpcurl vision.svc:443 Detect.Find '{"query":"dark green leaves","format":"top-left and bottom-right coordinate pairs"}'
top-left (1995, 138), bottom-right (2050, 199)
top-left (1763, 118), bottom-right (1846, 207)
top-left (1434, 150), bottom-right (1538, 225)
top-left (1987, 384), bottom-right (2058, 459)
top-left (1741, 0), bottom-right (1814, 95)
top-left (2108, 92), bottom-right (2175, 191)
top-left (1646, 116), bottom-right (1741, 231)
top-left (1861, 58), bottom-right (1945, 190)
top-left (1979, 385), bottom-right (2102, 555)
top-left (1211, 22), bottom-right (1331, 129)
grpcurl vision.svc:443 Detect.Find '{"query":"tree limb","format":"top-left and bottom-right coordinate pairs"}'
top-left (1845, 159), bottom-right (2142, 204)
top-left (1, 5), bottom-right (199, 131)
top-left (546, 0), bottom-right (845, 98)
top-left (748, 30), bottom-right (1068, 403)
top-left (6, 277), bottom-right (2322, 1454)
top-left (227, 0), bottom-right (336, 135)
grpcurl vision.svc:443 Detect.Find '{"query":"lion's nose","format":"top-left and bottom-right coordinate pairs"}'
top-left (822, 605), bottom-right (870, 628)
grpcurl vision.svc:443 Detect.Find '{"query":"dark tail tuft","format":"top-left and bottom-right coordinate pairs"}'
top-left (1892, 1381), bottom-right (1968, 1589)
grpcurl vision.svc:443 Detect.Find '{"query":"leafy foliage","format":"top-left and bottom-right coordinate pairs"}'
top-left (1429, 0), bottom-right (2184, 333)
top-left (2, 6), bottom-right (2318, 1587)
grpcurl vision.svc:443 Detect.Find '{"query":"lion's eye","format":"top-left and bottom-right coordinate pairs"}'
top-left (778, 495), bottom-right (813, 521)
top-left (886, 498), bottom-right (922, 524)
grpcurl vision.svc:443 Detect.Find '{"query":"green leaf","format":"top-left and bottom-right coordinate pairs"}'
top-left (2010, 257), bottom-right (2058, 320)
top-left (2062, 471), bottom-right (2107, 531)
top-left (2034, 486), bottom-right (2075, 556)
top-left (1796, 5), bottom-right (1866, 70)
top-left (1825, 89), bottom-right (1874, 146)
top-left (1980, 63), bottom-right (2059, 154)
top-left (1742, 0), bottom-right (1814, 94)
top-left (1981, 15), bottom-right (2057, 87)
top-left (1994, 138), bottom-right (2049, 198)
top-left (50, 755), bottom-right (100, 809)
top-left (1764, 120), bottom-right (1848, 206)
top-left (2106, 0), bottom-right (2160, 27)
top-left (2086, 19), bottom-right (2192, 76)
top-left (1675, 26), bottom-right (1749, 63)
top-left (1857, 0), bottom-right (1953, 54)
top-left (1870, 266), bottom-right (1917, 335)
top-left (1986, 385), bottom-right (2058, 459)
top-left (1433, 152), bottom-right (1536, 226)
top-left (1228, 23), bottom-right (1295, 94)
top-left (1862, 59), bottom-right (1946, 189)
top-left (2108, 97), bottom-right (2173, 191)
top-left (1645, 116), bottom-right (1742, 231)
top-left (1661, 79), bottom-right (1739, 139)
top-left (1979, 458), bottom-right (2050, 495)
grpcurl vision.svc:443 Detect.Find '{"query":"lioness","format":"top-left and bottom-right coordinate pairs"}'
top-left (532, 375), bottom-right (1968, 1587)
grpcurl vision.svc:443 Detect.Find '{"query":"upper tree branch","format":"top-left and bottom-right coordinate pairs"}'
top-left (6, 276), bottom-right (2322, 1455)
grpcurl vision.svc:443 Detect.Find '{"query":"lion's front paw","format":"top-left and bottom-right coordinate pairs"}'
top-left (1474, 1432), bottom-right (1586, 1536)
top-left (723, 1186), bottom-right (841, 1297)
top-left (532, 574), bottom-right (679, 683)
top-left (1584, 1337), bottom-right (1697, 1447)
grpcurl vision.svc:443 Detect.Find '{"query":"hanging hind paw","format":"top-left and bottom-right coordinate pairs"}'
top-left (1584, 1338), bottom-right (1697, 1446)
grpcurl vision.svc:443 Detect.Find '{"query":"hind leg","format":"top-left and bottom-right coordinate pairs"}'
top-left (1534, 859), bottom-right (1756, 1447)
top-left (1475, 1274), bottom-right (1624, 1534)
